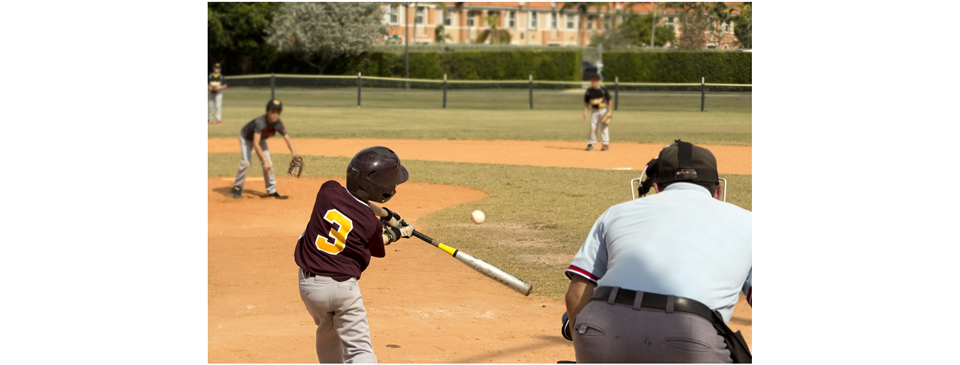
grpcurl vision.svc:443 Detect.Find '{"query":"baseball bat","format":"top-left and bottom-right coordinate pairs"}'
top-left (370, 204), bottom-right (533, 296)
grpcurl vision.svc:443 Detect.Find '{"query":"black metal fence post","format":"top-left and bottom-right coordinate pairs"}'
top-left (614, 76), bottom-right (619, 111)
top-left (442, 73), bottom-right (447, 109)
top-left (700, 77), bottom-right (705, 112)
top-left (357, 72), bottom-right (362, 107)
top-left (270, 73), bottom-right (275, 100)
top-left (529, 74), bottom-right (533, 110)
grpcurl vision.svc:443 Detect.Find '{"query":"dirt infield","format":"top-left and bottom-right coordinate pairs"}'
top-left (209, 175), bottom-right (751, 363)
top-left (208, 138), bottom-right (752, 175)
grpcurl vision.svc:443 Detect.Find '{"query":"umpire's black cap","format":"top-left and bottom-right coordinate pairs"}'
top-left (653, 140), bottom-right (719, 184)
top-left (266, 99), bottom-right (282, 111)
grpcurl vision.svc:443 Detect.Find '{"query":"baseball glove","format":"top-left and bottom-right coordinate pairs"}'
top-left (287, 154), bottom-right (304, 178)
top-left (601, 111), bottom-right (613, 126)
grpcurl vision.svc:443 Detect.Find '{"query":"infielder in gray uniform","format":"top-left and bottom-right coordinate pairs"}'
top-left (208, 63), bottom-right (227, 125)
top-left (230, 99), bottom-right (297, 199)
top-left (562, 140), bottom-right (752, 363)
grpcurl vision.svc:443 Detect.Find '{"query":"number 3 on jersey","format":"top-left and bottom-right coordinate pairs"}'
top-left (315, 209), bottom-right (354, 255)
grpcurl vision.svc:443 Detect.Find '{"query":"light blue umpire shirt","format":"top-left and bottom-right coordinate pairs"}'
top-left (566, 182), bottom-right (752, 324)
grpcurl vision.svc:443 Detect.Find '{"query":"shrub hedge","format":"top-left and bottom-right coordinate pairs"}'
top-left (260, 50), bottom-right (750, 83)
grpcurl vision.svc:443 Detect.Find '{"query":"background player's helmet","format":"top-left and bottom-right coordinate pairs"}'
top-left (346, 146), bottom-right (409, 203)
top-left (266, 99), bottom-right (282, 111)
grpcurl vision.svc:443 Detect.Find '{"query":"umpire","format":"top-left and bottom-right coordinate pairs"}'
top-left (562, 140), bottom-right (752, 363)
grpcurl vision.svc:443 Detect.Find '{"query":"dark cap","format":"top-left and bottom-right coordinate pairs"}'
top-left (653, 140), bottom-right (719, 184)
top-left (213, 63), bottom-right (221, 69)
top-left (266, 99), bottom-right (282, 111)
top-left (346, 146), bottom-right (409, 203)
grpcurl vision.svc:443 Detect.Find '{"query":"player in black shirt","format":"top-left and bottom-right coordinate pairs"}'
top-left (583, 74), bottom-right (612, 151)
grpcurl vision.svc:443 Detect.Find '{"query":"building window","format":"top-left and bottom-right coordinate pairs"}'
top-left (507, 11), bottom-right (516, 28)
top-left (415, 6), bottom-right (424, 24)
top-left (666, 16), bottom-right (675, 29)
top-left (550, 12), bottom-right (558, 29)
top-left (443, 10), bottom-right (456, 26)
top-left (385, 5), bottom-right (398, 25)
top-left (467, 11), bottom-right (476, 27)
top-left (528, 11), bottom-right (538, 29)
top-left (565, 14), bottom-right (575, 29)
top-left (603, 16), bottom-right (612, 30)
top-left (587, 15), bottom-right (594, 29)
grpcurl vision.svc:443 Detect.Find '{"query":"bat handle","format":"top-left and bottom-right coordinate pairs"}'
top-left (412, 230), bottom-right (437, 246)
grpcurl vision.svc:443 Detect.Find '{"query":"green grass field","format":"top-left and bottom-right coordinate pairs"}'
top-left (208, 88), bottom-right (752, 146)
top-left (208, 89), bottom-right (750, 300)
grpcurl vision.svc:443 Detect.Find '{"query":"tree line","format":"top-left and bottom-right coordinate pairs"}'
top-left (208, 2), bottom-right (753, 75)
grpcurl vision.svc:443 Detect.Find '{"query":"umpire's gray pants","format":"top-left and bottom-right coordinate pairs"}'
top-left (232, 135), bottom-right (277, 194)
top-left (572, 290), bottom-right (732, 363)
top-left (299, 269), bottom-right (377, 363)
top-left (588, 108), bottom-right (610, 145)
top-left (208, 92), bottom-right (222, 122)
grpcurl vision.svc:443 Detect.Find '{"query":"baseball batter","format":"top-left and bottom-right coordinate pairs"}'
top-left (582, 74), bottom-right (612, 151)
top-left (294, 146), bottom-right (415, 363)
top-left (208, 63), bottom-right (227, 125)
top-left (230, 99), bottom-right (297, 199)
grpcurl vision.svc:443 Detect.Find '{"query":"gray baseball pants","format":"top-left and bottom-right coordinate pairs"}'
top-left (233, 135), bottom-right (277, 194)
top-left (588, 107), bottom-right (610, 145)
top-left (208, 92), bottom-right (222, 122)
top-left (572, 289), bottom-right (732, 363)
top-left (299, 268), bottom-right (377, 363)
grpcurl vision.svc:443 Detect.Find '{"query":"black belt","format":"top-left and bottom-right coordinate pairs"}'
top-left (591, 286), bottom-right (717, 322)
top-left (302, 269), bottom-right (317, 278)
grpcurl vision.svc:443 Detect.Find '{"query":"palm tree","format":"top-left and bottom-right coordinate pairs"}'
top-left (475, 13), bottom-right (512, 44)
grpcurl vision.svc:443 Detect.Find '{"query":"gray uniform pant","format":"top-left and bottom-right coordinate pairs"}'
top-left (588, 107), bottom-right (610, 145)
top-left (208, 92), bottom-right (222, 122)
top-left (572, 290), bottom-right (732, 363)
top-left (233, 135), bottom-right (277, 194)
top-left (299, 269), bottom-right (377, 363)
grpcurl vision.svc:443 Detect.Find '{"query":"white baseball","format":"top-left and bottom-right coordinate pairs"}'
top-left (471, 210), bottom-right (485, 225)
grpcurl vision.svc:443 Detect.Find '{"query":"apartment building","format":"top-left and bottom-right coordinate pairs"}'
top-left (380, 2), bottom-right (741, 49)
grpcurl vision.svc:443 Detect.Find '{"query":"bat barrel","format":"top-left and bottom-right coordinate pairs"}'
top-left (454, 251), bottom-right (533, 296)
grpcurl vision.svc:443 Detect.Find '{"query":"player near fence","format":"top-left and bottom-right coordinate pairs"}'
top-left (583, 74), bottom-right (612, 151)
top-left (208, 63), bottom-right (227, 125)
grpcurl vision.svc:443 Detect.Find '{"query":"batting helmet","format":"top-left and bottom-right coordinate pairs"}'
top-left (346, 146), bottom-right (409, 203)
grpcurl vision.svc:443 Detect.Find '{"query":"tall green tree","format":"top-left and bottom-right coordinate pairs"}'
top-left (265, 3), bottom-right (387, 75)
top-left (593, 11), bottom-right (675, 48)
top-left (662, 2), bottom-right (716, 50)
top-left (734, 2), bottom-right (751, 49)
top-left (475, 13), bottom-right (512, 44)
top-left (706, 2), bottom-right (735, 48)
top-left (207, 2), bottom-right (282, 74)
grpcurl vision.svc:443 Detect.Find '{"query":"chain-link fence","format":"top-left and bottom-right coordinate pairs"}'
top-left (223, 74), bottom-right (751, 112)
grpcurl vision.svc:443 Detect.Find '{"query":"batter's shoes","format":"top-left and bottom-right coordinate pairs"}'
top-left (230, 186), bottom-right (242, 199)
top-left (601, 144), bottom-right (609, 151)
top-left (216, 119), bottom-right (222, 125)
top-left (585, 144), bottom-right (594, 151)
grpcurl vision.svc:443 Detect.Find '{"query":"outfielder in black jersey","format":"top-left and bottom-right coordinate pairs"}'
top-left (208, 63), bottom-right (227, 125)
top-left (583, 74), bottom-right (612, 151)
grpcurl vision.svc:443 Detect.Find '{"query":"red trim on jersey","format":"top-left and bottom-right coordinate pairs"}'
top-left (565, 265), bottom-right (599, 282)
top-left (747, 287), bottom-right (752, 305)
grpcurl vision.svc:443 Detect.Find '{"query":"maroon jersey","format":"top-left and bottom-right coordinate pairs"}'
top-left (295, 180), bottom-right (386, 281)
